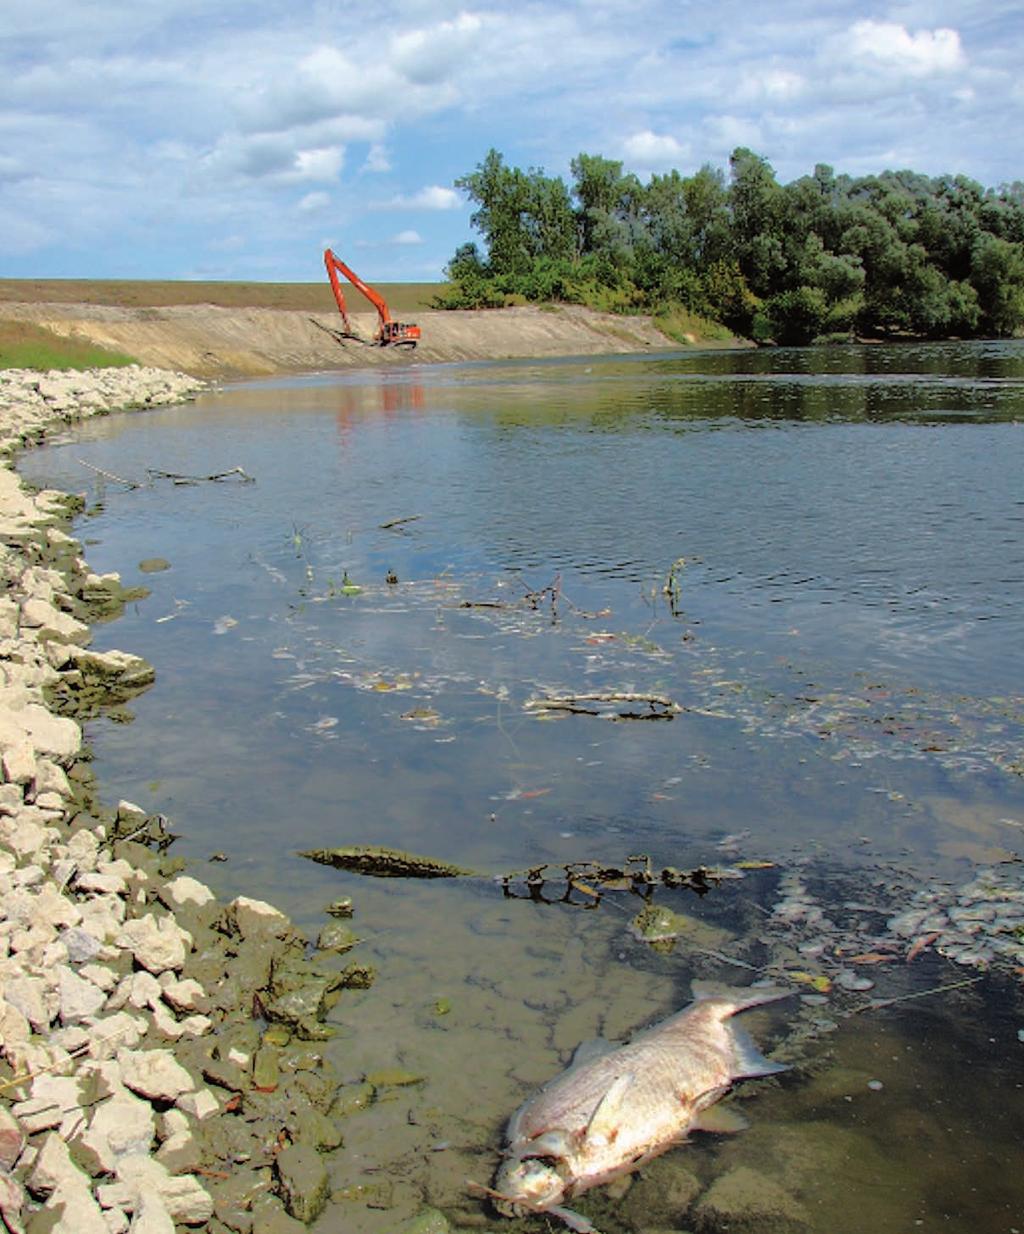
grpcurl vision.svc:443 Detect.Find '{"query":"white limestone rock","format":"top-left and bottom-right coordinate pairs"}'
top-left (128, 1188), bottom-right (175, 1234)
top-left (43, 1177), bottom-right (110, 1234)
top-left (59, 965), bottom-right (107, 1022)
top-left (159, 875), bottom-right (215, 909)
top-left (117, 1048), bottom-right (195, 1103)
top-left (80, 1091), bottom-right (156, 1171)
top-left (224, 895), bottom-right (291, 939)
top-left (15, 702), bottom-right (81, 759)
top-left (157, 974), bottom-right (205, 1012)
top-left (26, 1130), bottom-right (92, 1197)
top-left (19, 597), bottom-right (90, 643)
top-left (12, 1075), bottom-right (84, 1134)
top-left (1, 738), bottom-right (35, 786)
top-left (78, 962), bottom-right (118, 992)
top-left (104, 1157), bottom-right (213, 1226)
top-left (116, 915), bottom-right (190, 974)
top-left (77, 871), bottom-right (128, 895)
top-left (3, 973), bottom-right (57, 1032)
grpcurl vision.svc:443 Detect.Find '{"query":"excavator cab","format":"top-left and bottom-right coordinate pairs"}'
top-left (321, 249), bottom-right (420, 348)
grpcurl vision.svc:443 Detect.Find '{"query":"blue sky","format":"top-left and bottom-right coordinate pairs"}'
top-left (2, 1), bottom-right (1022, 283)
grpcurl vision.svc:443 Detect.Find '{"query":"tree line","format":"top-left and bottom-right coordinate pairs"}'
top-left (438, 147), bottom-right (1024, 344)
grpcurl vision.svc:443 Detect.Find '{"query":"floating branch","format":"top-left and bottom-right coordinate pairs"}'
top-left (525, 690), bottom-right (682, 720)
top-left (147, 466), bottom-right (255, 485)
top-left (300, 847), bottom-right (726, 906)
top-left (379, 515), bottom-right (421, 530)
top-left (499, 858), bottom-right (723, 906)
top-left (75, 458), bottom-right (142, 489)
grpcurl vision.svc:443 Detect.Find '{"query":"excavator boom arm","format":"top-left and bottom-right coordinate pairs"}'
top-left (322, 249), bottom-right (420, 348)
top-left (324, 249), bottom-right (393, 325)
top-left (323, 249), bottom-right (354, 334)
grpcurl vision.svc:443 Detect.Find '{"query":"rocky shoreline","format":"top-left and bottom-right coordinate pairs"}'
top-left (0, 368), bottom-right (371, 1234)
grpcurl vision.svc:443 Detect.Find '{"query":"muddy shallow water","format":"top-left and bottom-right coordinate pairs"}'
top-left (19, 341), bottom-right (1024, 1232)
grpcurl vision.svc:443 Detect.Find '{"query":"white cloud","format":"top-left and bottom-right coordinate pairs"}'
top-left (845, 21), bottom-right (964, 77)
top-left (389, 185), bottom-right (462, 210)
top-left (294, 146), bottom-right (343, 182)
top-left (1, 1), bottom-right (1022, 277)
top-left (621, 130), bottom-right (689, 170)
top-left (391, 12), bottom-right (484, 85)
top-left (391, 229), bottom-right (423, 245)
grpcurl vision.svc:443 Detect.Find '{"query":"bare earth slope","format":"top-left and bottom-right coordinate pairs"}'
top-left (0, 300), bottom-right (682, 378)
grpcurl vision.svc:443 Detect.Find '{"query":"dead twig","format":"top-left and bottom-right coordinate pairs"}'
top-left (75, 458), bottom-right (141, 489)
top-left (147, 466), bottom-right (255, 485)
top-left (0, 1022), bottom-right (134, 1094)
top-left (849, 974), bottom-right (984, 1015)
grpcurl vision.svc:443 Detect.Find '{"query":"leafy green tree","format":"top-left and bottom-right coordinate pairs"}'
top-left (970, 233), bottom-right (1024, 334)
top-left (729, 148), bottom-right (787, 295)
top-left (443, 144), bottom-right (1024, 339)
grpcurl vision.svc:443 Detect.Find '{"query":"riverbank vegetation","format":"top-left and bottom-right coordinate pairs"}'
top-left (0, 320), bottom-right (136, 370)
top-left (438, 148), bottom-right (1024, 344)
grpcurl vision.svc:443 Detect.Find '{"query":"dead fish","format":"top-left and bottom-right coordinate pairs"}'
top-left (483, 982), bottom-right (791, 1233)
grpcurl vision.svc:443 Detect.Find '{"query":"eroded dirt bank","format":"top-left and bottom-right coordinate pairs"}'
top-left (0, 301), bottom-right (689, 379)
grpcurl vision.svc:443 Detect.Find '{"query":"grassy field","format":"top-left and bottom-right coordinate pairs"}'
top-left (0, 320), bottom-right (136, 370)
top-left (0, 279), bottom-right (444, 315)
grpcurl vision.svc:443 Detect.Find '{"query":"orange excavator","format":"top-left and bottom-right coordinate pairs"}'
top-left (320, 249), bottom-right (420, 348)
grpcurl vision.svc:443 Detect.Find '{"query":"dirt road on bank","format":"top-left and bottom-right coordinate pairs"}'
top-left (0, 299), bottom-right (687, 378)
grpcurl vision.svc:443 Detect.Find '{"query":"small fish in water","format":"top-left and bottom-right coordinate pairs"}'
top-left (480, 982), bottom-right (791, 1233)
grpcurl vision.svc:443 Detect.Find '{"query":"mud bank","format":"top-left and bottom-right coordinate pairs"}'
top-left (0, 369), bottom-right (388, 1234)
top-left (0, 301), bottom-right (693, 380)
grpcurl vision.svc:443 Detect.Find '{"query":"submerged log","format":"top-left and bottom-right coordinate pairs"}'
top-left (299, 845), bottom-right (476, 879)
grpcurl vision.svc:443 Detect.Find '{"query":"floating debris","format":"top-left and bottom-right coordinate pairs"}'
top-left (887, 861), bottom-right (1024, 972)
top-left (524, 690), bottom-right (681, 721)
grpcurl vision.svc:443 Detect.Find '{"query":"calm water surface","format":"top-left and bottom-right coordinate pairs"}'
top-left (20, 341), bottom-right (1024, 1233)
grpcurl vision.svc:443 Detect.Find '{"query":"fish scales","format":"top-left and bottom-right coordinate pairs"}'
top-left (511, 1012), bottom-right (737, 1147)
top-left (490, 983), bottom-right (791, 1232)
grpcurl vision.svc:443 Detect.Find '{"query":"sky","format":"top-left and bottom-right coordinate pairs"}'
top-left (2, 1), bottom-right (1022, 283)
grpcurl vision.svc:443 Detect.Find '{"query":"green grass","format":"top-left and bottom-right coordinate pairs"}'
top-left (0, 321), bottom-right (136, 370)
top-left (654, 304), bottom-right (737, 344)
top-left (0, 278), bottom-right (446, 315)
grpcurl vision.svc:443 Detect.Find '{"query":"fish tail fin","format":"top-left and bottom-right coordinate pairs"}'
top-left (691, 980), bottom-right (793, 1012)
top-left (730, 1023), bottom-right (789, 1078)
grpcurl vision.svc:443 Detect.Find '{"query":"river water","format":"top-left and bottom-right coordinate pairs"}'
top-left (20, 341), bottom-right (1024, 1233)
